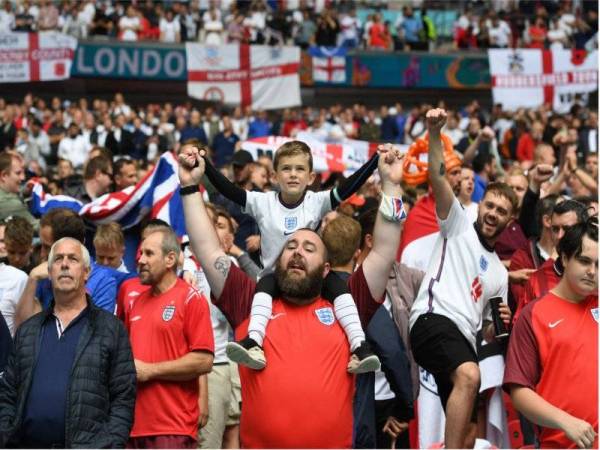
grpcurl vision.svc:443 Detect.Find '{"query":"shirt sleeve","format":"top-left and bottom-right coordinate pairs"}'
top-left (503, 302), bottom-right (541, 392)
top-left (89, 271), bottom-right (117, 313)
top-left (438, 197), bottom-right (470, 238)
top-left (211, 264), bottom-right (256, 330)
top-left (348, 265), bottom-right (384, 327)
top-left (242, 190), bottom-right (263, 219)
top-left (315, 190), bottom-right (333, 218)
top-left (184, 289), bottom-right (215, 354)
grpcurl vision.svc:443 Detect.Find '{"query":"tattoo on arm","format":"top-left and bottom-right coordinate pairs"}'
top-left (214, 256), bottom-right (231, 279)
top-left (439, 163), bottom-right (446, 176)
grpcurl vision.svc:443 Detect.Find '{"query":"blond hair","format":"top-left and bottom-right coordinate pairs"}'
top-left (93, 222), bottom-right (125, 250)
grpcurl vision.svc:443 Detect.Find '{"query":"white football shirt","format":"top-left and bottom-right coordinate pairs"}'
top-left (0, 263), bottom-right (28, 336)
top-left (409, 198), bottom-right (508, 350)
top-left (244, 190), bottom-right (332, 271)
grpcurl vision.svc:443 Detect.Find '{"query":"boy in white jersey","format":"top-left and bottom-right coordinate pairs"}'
top-left (189, 140), bottom-right (388, 374)
top-left (408, 109), bottom-right (514, 449)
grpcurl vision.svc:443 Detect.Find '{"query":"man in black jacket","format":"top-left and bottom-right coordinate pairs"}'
top-left (0, 237), bottom-right (136, 448)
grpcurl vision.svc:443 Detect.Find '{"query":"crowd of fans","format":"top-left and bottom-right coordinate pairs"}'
top-left (0, 92), bottom-right (597, 206)
top-left (0, 83), bottom-right (598, 449)
top-left (0, 0), bottom-right (596, 51)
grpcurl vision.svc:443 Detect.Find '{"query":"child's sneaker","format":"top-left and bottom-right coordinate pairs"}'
top-left (347, 341), bottom-right (381, 374)
top-left (226, 336), bottom-right (267, 370)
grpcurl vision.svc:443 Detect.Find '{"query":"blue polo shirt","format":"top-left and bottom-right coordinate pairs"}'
top-left (36, 262), bottom-right (119, 313)
top-left (21, 307), bottom-right (89, 448)
top-left (472, 173), bottom-right (488, 203)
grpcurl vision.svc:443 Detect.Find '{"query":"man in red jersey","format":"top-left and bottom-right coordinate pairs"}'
top-left (178, 143), bottom-right (405, 448)
top-left (116, 219), bottom-right (172, 321)
top-left (512, 199), bottom-right (589, 324)
top-left (124, 225), bottom-right (214, 449)
top-left (504, 217), bottom-right (598, 449)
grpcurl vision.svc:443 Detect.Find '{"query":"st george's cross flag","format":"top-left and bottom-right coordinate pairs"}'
top-left (308, 46), bottom-right (347, 83)
top-left (488, 49), bottom-right (597, 113)
top-left (0, 32), bottom-right (77, 83)
top-left (186, 44), bottom-right (301, 110)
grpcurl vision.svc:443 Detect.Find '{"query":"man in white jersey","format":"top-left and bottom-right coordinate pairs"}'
top-left (408, 109), bottom-right (514, 449)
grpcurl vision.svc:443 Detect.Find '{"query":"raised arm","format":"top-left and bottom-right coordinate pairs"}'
top-left (202, 153), bottom-right (247, 206)
top-left (330, 151), bottom-right (380, 208)
top-left (426, 108), bottom-right (454, 220)
top-left (178, 146), bottom-right (230, 299)
top-left (362, 145), bottom-right (405, 301)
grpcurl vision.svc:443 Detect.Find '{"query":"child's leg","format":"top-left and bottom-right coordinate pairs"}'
top-left (247, 273), bottom-right (279, 346)
top-left (323, 272), bottom-right (381, 374)
top-left (226, 273), bottom-right (280, 370)
top-left (323, 272), bottom-right (365, 351)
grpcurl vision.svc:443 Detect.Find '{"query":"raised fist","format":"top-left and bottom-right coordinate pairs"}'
top-left (425, 108), bottom-right (447, 135)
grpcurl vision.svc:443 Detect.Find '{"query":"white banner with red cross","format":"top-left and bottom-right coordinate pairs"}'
top-left (186, 44), bottom-right (301, 110)
top-left (240, 135), bottom-right (380, 175)
top-left (0, 32), bottom-right (77, 83)
top-left (489, 49), bottom-right (598, 113)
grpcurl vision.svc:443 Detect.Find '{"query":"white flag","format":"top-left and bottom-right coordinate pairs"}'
top-left (489, 49), bottom-right (598, 112)
top-left (186, 44), bottom-right (301, 110)
top-left (0, 32), bottom-right (77, 83)
top-left (313, 56), bottom-right (346, 83)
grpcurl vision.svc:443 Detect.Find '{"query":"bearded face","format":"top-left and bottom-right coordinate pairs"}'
top-left (275, 254), bottom-right (326, 304)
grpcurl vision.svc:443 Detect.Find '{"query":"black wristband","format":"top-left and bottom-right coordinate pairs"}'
top-left (180, 185), bottom-right (200, 196)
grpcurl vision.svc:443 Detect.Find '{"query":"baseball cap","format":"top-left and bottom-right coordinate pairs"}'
top-left (231, 150), bottom-right (254, 167)
top-left (343, 193), bottom-right (366, 207)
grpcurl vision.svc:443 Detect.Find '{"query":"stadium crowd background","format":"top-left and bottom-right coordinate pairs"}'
top-left (0, 0), bottom-right (598, 449)
top-left (0, 0), bottom-right (597, 51)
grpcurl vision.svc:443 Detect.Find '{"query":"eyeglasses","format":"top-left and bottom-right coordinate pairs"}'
top-left (551, 225), bottom-right (574, 234)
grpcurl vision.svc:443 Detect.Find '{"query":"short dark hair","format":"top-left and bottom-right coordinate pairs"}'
top-left (536, 194), bottom-right (561, 231)
top-left (214, 206), bottom-right (235, 234)
top-left (483, 182), bottom-right (519, 216)
top-left (552, 199), bottom-right (589, 224)
top-left (114, 158), bottom-right (136, 176)
top-left (472, 153), bottom-right (495, 173)
top-left (557, 216), bottom-right (598, 268)
top-left (5, 216), bottom-right (34, 247)
top-left (84, 155), bottom-right (112, 180)
top-left (50, 209), bottom-right (86, 244)
top-left (142, 218), bottom-right (170, 233)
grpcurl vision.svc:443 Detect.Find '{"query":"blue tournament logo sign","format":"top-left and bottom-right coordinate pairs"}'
top-left (591, 308), bottom-right (599, 323)
top-left (162, 305), bottom-right (176, 322)
top-left (479, 255), bottom-right (489, 273)
top-left (315, 307), bottom-right (335, 326)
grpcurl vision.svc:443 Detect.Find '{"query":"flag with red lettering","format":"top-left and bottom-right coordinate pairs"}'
top-left (308, 46), bottom-right (347, 83)
top-left (489, 49), bottom-right (598, 113)
top-left (0, 32), bottom-right (77, 83)
top-left (186, 44), bottom-right (301, 110)
top-left (240, 134), bottom-right (378, 175)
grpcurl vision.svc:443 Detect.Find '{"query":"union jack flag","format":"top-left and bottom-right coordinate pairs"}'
top-left (29, 152), bottom-right (187, 237)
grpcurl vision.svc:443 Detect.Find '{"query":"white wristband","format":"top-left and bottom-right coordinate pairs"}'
top-left (379, 192), bottom-right (407, 222)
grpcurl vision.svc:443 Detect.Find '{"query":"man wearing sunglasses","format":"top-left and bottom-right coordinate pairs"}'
top-left (513, 199), bottom-right (589, 323)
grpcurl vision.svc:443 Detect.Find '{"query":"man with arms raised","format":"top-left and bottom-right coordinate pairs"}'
top-left (409, 109), bottom-right (514, 448)
top-left (178, 143), bottom-right (405, 448)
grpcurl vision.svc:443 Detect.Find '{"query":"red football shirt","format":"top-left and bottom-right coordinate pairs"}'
top-left (504, 292), bottom-right (598, 448)
top-left (214, 264), bottom-right (380, 448)
top-left (125, 278), bottom-right (214, 438)
top-left (116, 277), bottom-right (149, 321)
top-left (513, 258), bottom-right (560, 324)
